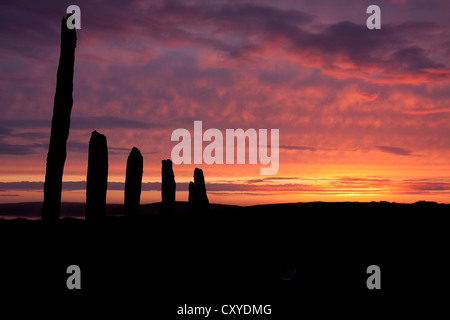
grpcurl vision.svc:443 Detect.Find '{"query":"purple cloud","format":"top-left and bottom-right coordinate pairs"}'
top-left (376, 146), bottom-right (412, 156)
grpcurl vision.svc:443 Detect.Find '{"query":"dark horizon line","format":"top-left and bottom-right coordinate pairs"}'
top-left (0, 199), bottom-right (446, 207)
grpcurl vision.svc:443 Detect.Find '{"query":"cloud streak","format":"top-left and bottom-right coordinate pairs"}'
top-left (375, 146), bottom-right (413, 156)
top-left (2, 176), bottom-right (450, 198)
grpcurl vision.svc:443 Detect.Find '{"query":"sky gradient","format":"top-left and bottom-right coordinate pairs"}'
top-left (1, 0), bottom-right (450, 205)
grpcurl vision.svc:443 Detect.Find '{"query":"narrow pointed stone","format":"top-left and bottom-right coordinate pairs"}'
top-left (86, 131), bottom-right (108, 221)
top-left (160, 159), bottom-right (176, 214)
top-left (42, 16), bottom-right (77, 221)
top-left (124, 147), bottom-right (143, 217)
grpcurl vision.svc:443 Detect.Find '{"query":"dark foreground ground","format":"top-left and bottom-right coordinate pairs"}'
top-left (0, 201), bottom-right (449, 317)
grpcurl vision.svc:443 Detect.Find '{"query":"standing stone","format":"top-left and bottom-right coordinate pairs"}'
top-left (189, 168), bottom-right (209, 213)
top-left (160, 159), bottom-right (176, 214)
top-left (86, 131), bottom-right (108, 221)
top-left (42, 16), bottom-right (77, 221)
top-left (124, 147), bottom-right (143, 217)
top-left (188, 181), bottom-right (195, 213)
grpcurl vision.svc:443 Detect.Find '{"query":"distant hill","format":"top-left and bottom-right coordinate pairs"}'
top-left (0, 200), bottom-right (444, 219)
top-left (0, 199), bottom-right (448, 310)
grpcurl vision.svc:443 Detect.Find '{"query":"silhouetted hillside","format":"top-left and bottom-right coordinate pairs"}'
top-left (0, 201), bottom-right (448, 316)
top-left (0, 201), bottom-right (241, 218)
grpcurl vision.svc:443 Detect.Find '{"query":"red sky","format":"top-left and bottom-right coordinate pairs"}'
top-left (1, 0), bottom-right (450, 205)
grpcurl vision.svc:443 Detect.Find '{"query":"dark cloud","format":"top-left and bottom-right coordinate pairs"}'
top-left (298, 21), bottom-right (388, 62)
top-left (0, 181), bottom-right (44, 191)
top-left (3, 176), bottom-right (450, 198)
top-left (1, 0), bottom-right (448, 83)
top-left (376, 145), bottom-right (412, 156)
top-left (0, 126), bottom-right (13, 136)
top-left (0, 116), bottom-right (167, 131)
top-left (0, 141), bottom-right (78, 155)
top-left (0, 179), bottom-right (358, 194)
top-left (71, 116), bottom-right (167, 130)
top-left (445, 40), bottom-right (450, 56)
top-left (66, 141), bottom-right (134, 155)
top-left (153, 1), bottom-right (313, 36)
top-left (138, 2), bottom-right (450, 82)
top-left (337, 177), bottom-right (391, 183)
top-left (390, 46), bottom-right (444, 71)
top-left (406, 182), bottom-right (450, 191)
top-left (246, 177), bottom-right (299, 183)
top-left (0, 0), bottom-right (62, 61)
top-left (64, 142), bottom-right (86, 153)
top-left (0, 142), bottom-right (36, 155)
top-left (0, 119), bottom-right (49, 129)
top-left (0, 122), bottom-right (161, 155)
top-left (12, 131), bottom-right (48, 139)
top-left (0, 126), bottom-right (48, 151)
top-left (280, 145), bottom-right (316, 151)
top-left (0, 141), bottom-right (72, 155)
top-left (0, 141), bottom-right (146, 155)
top-left (289, 21), bottom-right (450, 82)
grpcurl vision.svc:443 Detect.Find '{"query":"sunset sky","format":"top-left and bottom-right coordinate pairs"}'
top-left (1, 0), bottom-right (450, 205)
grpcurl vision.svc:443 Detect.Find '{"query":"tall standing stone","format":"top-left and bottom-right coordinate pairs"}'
top-left (160, 159), bottom-right (176, 214)
top-left (124, 147), bottom-right (143, 217)
top-left (86, 131), bottom-right (108, 221)
top-left (42, 16), bottom-right (77, 221)
top-left (189, 168), bottom-right (209, 213)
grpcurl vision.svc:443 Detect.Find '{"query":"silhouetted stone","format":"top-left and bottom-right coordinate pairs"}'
top-left (160, 159), bottom-right (176, 214)
top-left (42, 16), bottom-right (77, 221)
top-left (189, 168), bottom-right (209, 213)
top-left (188, 181), bottom-right (195, 212)
top-left (86, 131), bottom-right (108, 221)
top-left (124, 147), bottom-right (143, 217)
